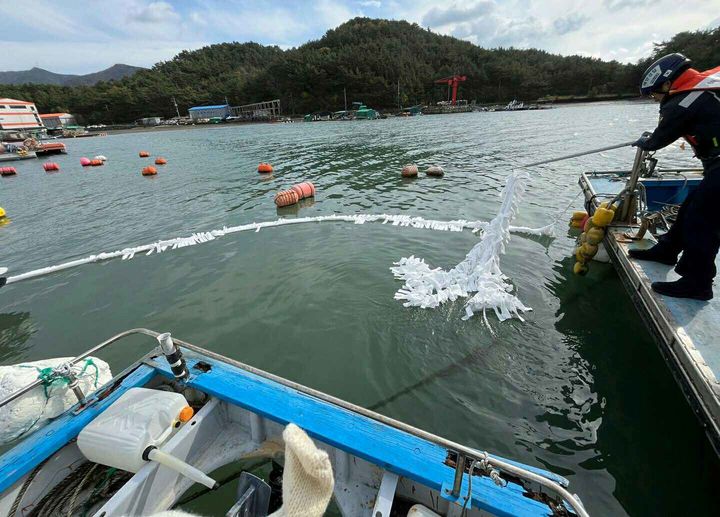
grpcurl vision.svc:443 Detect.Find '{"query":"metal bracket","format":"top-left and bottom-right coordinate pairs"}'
top-left (623, 212), bottom-right (664, 241)
top-left (371, 470), bottom-right (399, 517)
top-left (226, 472), bottom-right (271, 517)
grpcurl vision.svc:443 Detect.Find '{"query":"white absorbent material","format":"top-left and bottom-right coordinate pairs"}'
top-left (0, 357), bottom-right (112, 444)
top-left (391, 172), bottom-right (533, 324)
top-left (270, 423), bottom-right (335, 517)
top-left (4, 213), bottom-right (552, 287)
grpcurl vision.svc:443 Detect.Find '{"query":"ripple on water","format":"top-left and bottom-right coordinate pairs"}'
top-left (1, 104), bottom-right (716, 516)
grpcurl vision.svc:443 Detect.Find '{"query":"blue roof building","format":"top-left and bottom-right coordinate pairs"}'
top-left (188, 104), bottom-right (230, 121)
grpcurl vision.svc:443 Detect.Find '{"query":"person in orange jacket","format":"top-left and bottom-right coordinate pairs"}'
top-left (630, 53), bottom-right (720, 300)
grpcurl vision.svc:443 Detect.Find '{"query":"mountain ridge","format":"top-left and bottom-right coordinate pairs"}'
top-left (0, 18), bottom-right (717, 123)
top-left (0, 64), bottom-right (144, 86)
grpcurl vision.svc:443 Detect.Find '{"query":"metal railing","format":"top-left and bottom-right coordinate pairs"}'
top-left (1, 328), bottom-right (589, 517)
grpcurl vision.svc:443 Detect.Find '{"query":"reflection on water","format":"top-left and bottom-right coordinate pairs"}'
top-left (0, 312), bottom-right (35, 363)
top-left (0, 103), bottom-right (715, 515)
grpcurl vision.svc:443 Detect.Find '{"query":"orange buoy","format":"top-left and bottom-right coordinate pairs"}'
top-left (43, 162), bottom-right (60, 172)
top-left (1, 167), bottom-right (17, 176)
top-left (90, 159), bottom-right (103, 166)
top-left (290, 182), bottom-right (315, 200)
top-left (274, 189), bottom-right (299, 207)
top-left (258, 162), bottom-right (273, 173)
top-left (142, 166), bottom-right (158, 176)
top-left (155, 157), bottom-right (167, 165)
top-left (401, 164), bottom-right (418, 177)
top-left (139, 151), bottom-right (150, 158)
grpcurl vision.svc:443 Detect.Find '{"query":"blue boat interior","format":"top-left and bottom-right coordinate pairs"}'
top-left (0, 346), bottom-right (574, 516)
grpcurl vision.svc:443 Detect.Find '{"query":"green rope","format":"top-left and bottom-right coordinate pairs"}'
top-left (12, 359), bottom-right (101, 441)
top-left (19, 358), bottom-right (100, 399)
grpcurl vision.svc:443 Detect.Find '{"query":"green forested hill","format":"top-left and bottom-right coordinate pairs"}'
top-left (1, 18), bottom-right (717, 124)
top-left (640, 26), bottom-right (720, 72)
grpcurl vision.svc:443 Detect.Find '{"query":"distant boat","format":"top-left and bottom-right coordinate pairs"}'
top-left (35, 142), bottom-right (67, 155)
top-left (354, 104), bottom-right (378, 120)
top-left (0, 151), bottom-right (37, 162)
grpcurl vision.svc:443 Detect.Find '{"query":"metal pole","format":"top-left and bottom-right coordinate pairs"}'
top-left (451, 453), bottom-right (466, 497)
top-left (521, 141), bottom-right (635, 168)
top-left (619, 146), bottom-right (648, 222)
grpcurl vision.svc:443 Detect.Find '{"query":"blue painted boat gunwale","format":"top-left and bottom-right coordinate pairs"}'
top-left (0, 364), bottom-right (157, 494)
top-left (152, 351), bottom-right (562, 517)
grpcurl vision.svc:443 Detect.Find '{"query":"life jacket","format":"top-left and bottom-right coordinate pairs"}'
top-left (666, 66), bottom-right (720, 152)
top-left (669, 66), bottom-right (720, 95)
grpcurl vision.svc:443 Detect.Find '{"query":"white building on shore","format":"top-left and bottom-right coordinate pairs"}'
top-left (40, 112), bottom-right (77, 130)
top-left (0, 98), bottom-right (44, 131)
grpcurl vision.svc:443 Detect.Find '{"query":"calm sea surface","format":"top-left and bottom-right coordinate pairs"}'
top-left (1, 103), bottom-right (718, 515)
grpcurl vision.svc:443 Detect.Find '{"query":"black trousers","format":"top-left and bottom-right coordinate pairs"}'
top-left (657, 160), bottom-right (720, 284)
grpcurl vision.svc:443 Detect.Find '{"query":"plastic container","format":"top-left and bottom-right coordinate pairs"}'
top-left (407, 504), bottom-right (441, 516)
top-left (77, 387), bottom-right (190, 473)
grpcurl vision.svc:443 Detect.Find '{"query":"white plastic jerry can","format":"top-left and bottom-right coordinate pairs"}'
top-left (77, 387), bottom-right (193, 473)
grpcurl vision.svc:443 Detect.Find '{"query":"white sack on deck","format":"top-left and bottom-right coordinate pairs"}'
top-left (391, 172), bottom-right (533, 324)
top-left (0, 357), bottom-right (112, 444)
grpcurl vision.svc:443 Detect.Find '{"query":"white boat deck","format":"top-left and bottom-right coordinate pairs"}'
top-left (580, 173), bottom-right (720, 454)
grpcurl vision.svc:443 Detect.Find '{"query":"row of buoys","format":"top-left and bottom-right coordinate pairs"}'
top-left (80, 156), bottom-right (106, 167)
top-left (43, 162), bottom-right (60, 172)
top-left (258, 162), bottom-right (273, 173)
top-left (402, 164), bottom-right (444, 178)
top-left (571, 202), bottom-right (616, 275)
top-left (275, 182), bottom-right (316, 207)
top-left (1, 167), bottom-right (17, 176)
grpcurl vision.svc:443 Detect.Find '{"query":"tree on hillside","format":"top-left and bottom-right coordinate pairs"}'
top-left (6, 18), bottom-right (711, 123)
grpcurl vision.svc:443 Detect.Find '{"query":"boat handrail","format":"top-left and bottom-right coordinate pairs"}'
top-left (0, 328), bottom-right (589, 517)
top-left (0, 328), bottom-right (162, 408)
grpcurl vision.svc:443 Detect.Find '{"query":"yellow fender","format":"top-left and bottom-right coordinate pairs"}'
top-left (591, 207), bottom-right (615, 227)
top-left (581, 243), bottom-right (599, 259)
top-left (586, 227), bottom-right (605, 245)
top-left (573, 261), bottom-right (588, 275)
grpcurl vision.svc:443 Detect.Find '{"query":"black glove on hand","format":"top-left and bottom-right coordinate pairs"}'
top-left (632, 134), bottom-right (651, 149)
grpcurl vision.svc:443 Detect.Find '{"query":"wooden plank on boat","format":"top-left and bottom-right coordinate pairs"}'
top-left (151, 351), bottom-right (559, 517)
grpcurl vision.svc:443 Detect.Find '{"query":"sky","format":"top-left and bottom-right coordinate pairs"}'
top-left (1, 0), bottom-right (718, 74)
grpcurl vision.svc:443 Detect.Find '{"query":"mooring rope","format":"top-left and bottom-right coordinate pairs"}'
top-left (4, 213), bottom-right (553, 286)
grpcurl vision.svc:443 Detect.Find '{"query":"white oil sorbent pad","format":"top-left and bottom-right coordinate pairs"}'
top-left (391, 172), bottom-right (533, 325)
top-left (3, 212), bottom-right (552, 286)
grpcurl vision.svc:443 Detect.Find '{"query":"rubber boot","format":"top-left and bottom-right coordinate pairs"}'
top-left (651, 276), bottom-right (713, 301)
top-left (628, 244), bottom-right (678, 265)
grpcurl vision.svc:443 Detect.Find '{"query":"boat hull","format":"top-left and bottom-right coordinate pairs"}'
top-left (0, 336), bottom-right (578, 516)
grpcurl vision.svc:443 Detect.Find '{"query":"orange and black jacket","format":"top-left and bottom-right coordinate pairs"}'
top-left (638, 66), bottom-right (720, 164)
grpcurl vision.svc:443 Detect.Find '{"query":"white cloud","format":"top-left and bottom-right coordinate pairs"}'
top-left (603, 0), bottom-right (660, 12)
top-left (0, 0), bottom-right (716, 74)
top-left (126, 1), bottom-right (180, 24)
top-left (422, 1), bottom-right (495, 28)
top-left (553, 13), bottom-right (589, 36)
top-left (314, 0), bottom-right (362, 29)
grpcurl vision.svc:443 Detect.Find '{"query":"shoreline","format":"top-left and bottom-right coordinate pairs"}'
top-left (87, 97), bottom-right (651, 136)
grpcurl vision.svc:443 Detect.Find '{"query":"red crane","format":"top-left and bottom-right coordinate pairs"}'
top-left (434, 75), bottom-right (467, 105)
